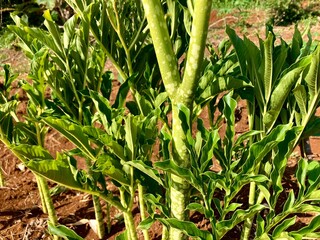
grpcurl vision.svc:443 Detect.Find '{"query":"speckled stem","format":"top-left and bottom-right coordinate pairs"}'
top-left (141, 0), bottom-right (181, 100)
top-left (180, 0), bottom-right (213, 104)
top-left (93, 195), bottom-right (105, 239)
top-left (37, 176), bottom-right (60, 240)
top-left (142, 1), bottom-right (212, 239)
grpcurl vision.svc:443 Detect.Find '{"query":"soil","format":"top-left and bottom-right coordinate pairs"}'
top-left (1, 6), bottom-right (320, 240)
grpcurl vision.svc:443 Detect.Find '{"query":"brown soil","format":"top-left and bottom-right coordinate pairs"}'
top-left (1, 7), bottom-right (320, 240)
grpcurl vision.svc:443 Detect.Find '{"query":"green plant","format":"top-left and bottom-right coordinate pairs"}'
top-left (269, 0), bottom-right (320, 26)
top-left (3, 0), bottom-right (320, 239)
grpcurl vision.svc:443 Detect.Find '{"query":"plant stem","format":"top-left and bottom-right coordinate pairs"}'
top-left (0, 164), bottom-right (4, 187)
top-left (141, 0), bottom-right (181, 99)
top-left (93, 196), bottom-right (105, 239)
top-left (105, 202), bottom-right (111, 234)
top-left (138, 183), bottom-right (150, 240)
top-left (36, 174), bottom-right (48, 214)
top-left (169, 106), bottom-right (190, 240)
top-left (124, 210), bottom-right (138, 240)
top-left (162, 225), bottom-right (169, 240)
top-left (241, 181), bottom-right (256, 240)
top-left (37, 176), bottom-right (60, 240)
top-left (120, 188), bottom-right (138, 240)
top-left (142, 0), bottom-right (212, 239)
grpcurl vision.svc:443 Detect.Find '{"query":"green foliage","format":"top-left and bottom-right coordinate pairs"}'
top-left (270, 0), bottom-right (320, 26)
top-left (3, 1), bottom-right (320, 240)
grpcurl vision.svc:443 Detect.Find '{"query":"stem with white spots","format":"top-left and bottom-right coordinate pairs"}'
top-left (142, 1), bottom-right (212, 239)
top-left (141, 0), bottom-right (181, 100)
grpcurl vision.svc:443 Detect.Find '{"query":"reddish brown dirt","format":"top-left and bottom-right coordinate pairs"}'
top-left (1, 7), bottom-right (320, 240)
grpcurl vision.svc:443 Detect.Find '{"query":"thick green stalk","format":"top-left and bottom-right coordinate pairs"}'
top-left (84, 157), bottom-right (106, 239)
top-left (161, 101), bottom-right (190, 240)
top-left (35, 123), bottom-right (60, 239)
top-left (180, 0), bottom-right (212, 102)
top-left (124, 211), bottom-right (138, 240)
top-left (138, 183), bottom-right (150, 240)
top-left (93, 195), bottom-right (105, 239)
top-left (142, 0), bottom-right (212, 239)
top-left (37, 176), bottom-right (60, 240)
top-left (120, 188), bottom-right (138, 240)
top-left (141, 0), bottom-right (181, 99)
top-left (36, 175), bottom-right (48, 214)
top-left (105, 202), bottom-right (111, 234)
top-left (241, 182), bottom-right (256, 240)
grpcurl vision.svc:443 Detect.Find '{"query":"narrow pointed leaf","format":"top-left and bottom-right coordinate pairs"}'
top-left (216, 204), bottom-right (265, 238)
top-left (242, 124), bottom-right (292, 174)
top-left (158, 218), bottom-right (213, 240)
top-left (42, 117), bottom-right (95, 160)
top-left (272, 216), bottom-right (296, 237)
top-left (293, 84), bottom-right (307, 116)
top-left (263, 56), bottom-right (311, 129)
top-left (263, 32), bottom-right (274, 103)
top-left (125, 160), bottom-right (163, 186)
top-left (48, 222), bottom-right (84, 240)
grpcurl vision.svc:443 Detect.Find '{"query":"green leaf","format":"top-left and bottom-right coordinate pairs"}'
top-left (186, 203), bottom-right (205, 214)
top-left (154, 92), bottom-right (168, 108)
top-left (125, 115), bottom-right (138, 160)
top-left (90, 90), bottom-right (112, 130)
top-left (12, 144), bottom-right (54, 161)
top-left (144, 193), bottom-right (170, 217)
top-left (125, 160), bottom-right (163, 186)
top-left (26, 158), bottom-right (82, 190)
top-left (302, 117), bottom-right (320, 138)
top-left (115, 230), bottom-right (129, 240)
top-left (291, 25), bottom-right (303, 61)
top-left (222, 93), bottom-right (237, 163)
top-left (263, 32), bottom-right (274, 103)
top-left (234, 130), bottom-right (263, 149)
top-left (293, 84), bottom-right (307, 116)
top-left (226, 26), bottom-right (247, 75)
top-left (158, 218), bottom-right (213, 240)
top-left (98, 134), bottom-right (126, 161)
top-left (42, 117), bottom-right (95, 160)
top-left (138, 217), bottom-right (156, 230)
top-left (155, 160), bottom-right (201, 191)
top-left (216, 204), bottom-right (265, 239)
top-left (242, 124), bottom-right (292, 174)
top-left (112, 76), bottom-right (130, 109)
top-left (177, 103), bottom-right (193, 146)
top-left (256, 214), bottom-right (265, 237)
top-left (295, 204), bottom-right (320, 213)
top-left (270, 127), bottom-right (301, 207)
top-left (199, 129), bottom-right (219, 173)
top-left (283, 190), bottom-right (295, 212)
top-left (272, 216), bottom-right (296, 237)
top-left (308, 190), bottom-right (320, 201)
top-left (273, 40), bottom-right (288, 81)
top-left (43, 10), bottom-right (64, 54)
top-left (63, 15), bottom-right (78, 50)
top-left (264, 56), bottom-right (311, 129)
top-left (296, 158), bottom-right (308, 200)
top-left (196, 75), bottom-right (252, 106)
top-left (305, 45), bottom-right (320, 101)
top-left (48, 222), bottom-right (84, 240)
